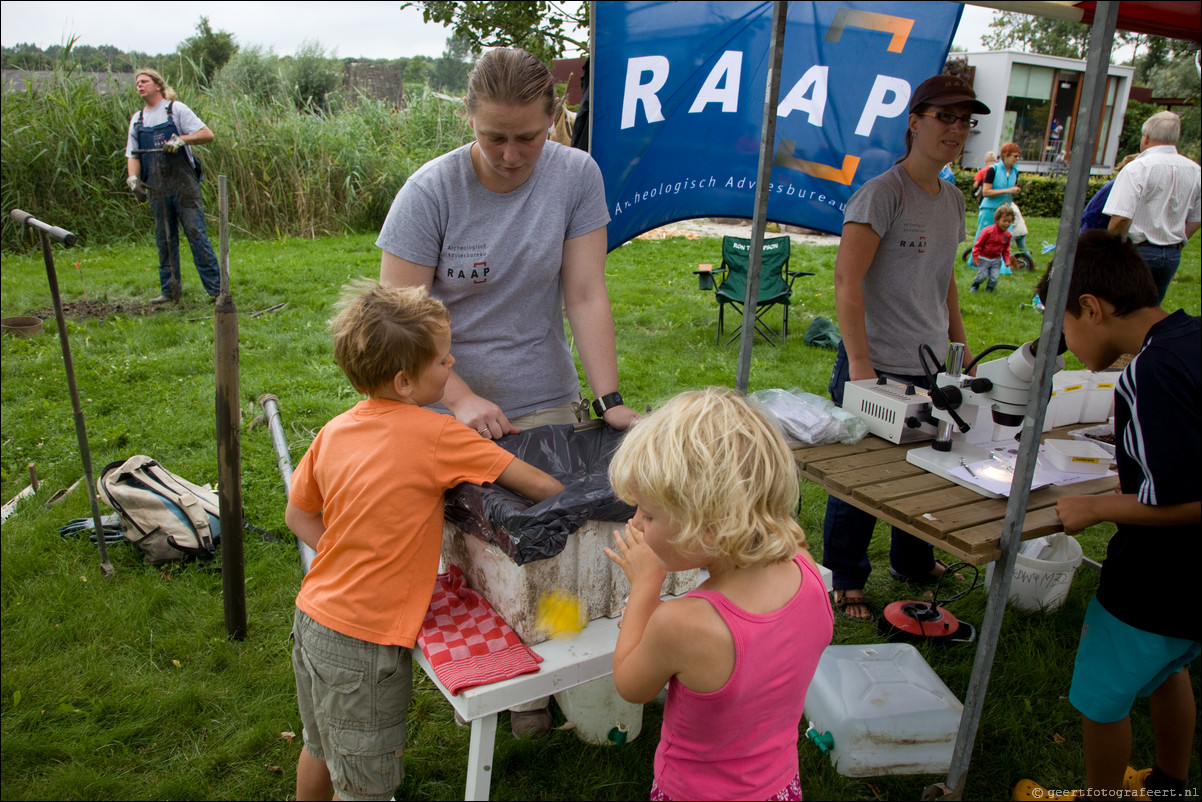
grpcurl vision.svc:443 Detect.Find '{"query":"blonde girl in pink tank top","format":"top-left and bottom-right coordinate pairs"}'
top-left (605, 388), bottom-right (835, 801)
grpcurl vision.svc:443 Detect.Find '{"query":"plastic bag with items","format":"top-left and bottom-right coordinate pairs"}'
top-left (750, 388), bottom-right (868, 447)
top-left (443, 423), bottom-right (635, 566)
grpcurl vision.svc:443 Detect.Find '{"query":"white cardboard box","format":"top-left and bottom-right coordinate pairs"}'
top-left (1080, 372), bottom-right (1116, 423)
top-left (443, 521), bottom-right (703, 645)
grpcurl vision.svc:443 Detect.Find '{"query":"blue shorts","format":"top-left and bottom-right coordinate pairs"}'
top-left (1069, 596), bottom-right (1201, 723)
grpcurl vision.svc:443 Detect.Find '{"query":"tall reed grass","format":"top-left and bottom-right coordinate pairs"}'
top-left (1, 66), bottom-right (139, 250)
top-left (1, 66), bottom-right (473, 250)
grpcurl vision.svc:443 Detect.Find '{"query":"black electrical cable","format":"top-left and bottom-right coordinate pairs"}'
top-left (965, 343), bottom-right (1020, 373)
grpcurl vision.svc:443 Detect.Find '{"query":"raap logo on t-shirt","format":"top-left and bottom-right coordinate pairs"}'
top-left (443, 242), bottom-right (490, 284)
top-left (444, 261), bottom-right (489, 284)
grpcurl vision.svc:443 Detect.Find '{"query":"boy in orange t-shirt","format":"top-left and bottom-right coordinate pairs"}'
top-left (287, 281), bottom-right (562, 801)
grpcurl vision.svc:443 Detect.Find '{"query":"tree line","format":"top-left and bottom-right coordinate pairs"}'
top-left (2, 16), bottom-right (476, 99)
top-left (0, 15), bottom-right (481, 252)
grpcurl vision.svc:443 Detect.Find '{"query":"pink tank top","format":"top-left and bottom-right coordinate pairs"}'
top-left (653, 554), bottom-right (834, 801)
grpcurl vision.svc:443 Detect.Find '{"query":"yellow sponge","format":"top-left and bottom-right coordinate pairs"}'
top-left (535, 590), bottom-right (587, 640)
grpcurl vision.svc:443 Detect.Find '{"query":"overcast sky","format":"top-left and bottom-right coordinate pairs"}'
top-left (1, 1), bottom-right (1000, 61)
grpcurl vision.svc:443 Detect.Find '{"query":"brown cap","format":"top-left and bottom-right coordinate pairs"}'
top-left (910, 74), bottom-right (990, 115)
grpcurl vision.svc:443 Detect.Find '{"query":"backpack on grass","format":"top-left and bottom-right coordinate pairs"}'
top-left (97, 455), bottom-right (221, 564)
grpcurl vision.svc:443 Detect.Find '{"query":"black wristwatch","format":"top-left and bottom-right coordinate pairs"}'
top-left (592, 392), bottom-right (624, 418)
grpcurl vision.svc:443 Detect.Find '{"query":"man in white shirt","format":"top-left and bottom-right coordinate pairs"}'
top-left (1104, 111), bottom-right (1201, 302)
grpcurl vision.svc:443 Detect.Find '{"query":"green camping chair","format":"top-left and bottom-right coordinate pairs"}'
top-left (696, 235), bottom-right (812, 346)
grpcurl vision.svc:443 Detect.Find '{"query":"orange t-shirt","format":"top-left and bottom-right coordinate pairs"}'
top-left (291, 398), bottom-right (514, 646)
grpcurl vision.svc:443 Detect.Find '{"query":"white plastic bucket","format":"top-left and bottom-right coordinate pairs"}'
top-left (553, 676), bottom-right (644, 745)
top-left (988, 533), bottom-right (1084, 612)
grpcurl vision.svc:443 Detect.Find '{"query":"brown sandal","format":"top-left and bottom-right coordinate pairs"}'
top-left (832, 590), bottom-right (876, 623)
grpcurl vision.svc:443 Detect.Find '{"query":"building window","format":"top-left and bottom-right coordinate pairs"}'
top-left (1003, 63), bottom-right (1055, 161)
top-left (1046, 72), bottom-right (1079, 164)
top-left (1001, 62), bottom-right (1119, 169)
top-left (1091, 76), bottom-right (1120, 165)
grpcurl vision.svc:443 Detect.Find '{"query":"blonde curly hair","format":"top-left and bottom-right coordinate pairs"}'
top-left (608, 388), bottom-right (807, 569)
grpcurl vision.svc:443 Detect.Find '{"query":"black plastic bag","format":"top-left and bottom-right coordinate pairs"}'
top-left (443, 423), bottom-right (635, 566)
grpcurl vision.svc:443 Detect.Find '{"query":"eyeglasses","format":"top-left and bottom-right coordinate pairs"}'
top-left (920, 111), bottom-right (978, 129)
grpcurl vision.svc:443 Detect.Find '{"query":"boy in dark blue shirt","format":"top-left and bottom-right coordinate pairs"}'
top-left (1016, 231), bottom-right (1199, 800)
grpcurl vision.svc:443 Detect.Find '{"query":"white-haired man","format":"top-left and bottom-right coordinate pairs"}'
top-left (1104, 110), bottom-right (1201, 302)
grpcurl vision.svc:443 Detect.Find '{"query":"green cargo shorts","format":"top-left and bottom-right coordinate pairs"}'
top-left (292, 608), bottom-right (412, 801)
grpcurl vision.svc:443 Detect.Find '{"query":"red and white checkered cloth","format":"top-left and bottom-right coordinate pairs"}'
top-left (417, 564), bottom-right (543, 695)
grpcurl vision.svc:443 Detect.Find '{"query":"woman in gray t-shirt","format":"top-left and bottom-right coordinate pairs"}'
top-left (377, 48), bottom-right (637, 440)
top-left (824, 75), bottom-right (987, 622)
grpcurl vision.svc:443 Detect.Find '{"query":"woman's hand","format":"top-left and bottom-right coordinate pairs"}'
top-left (604, 520), bottom-right (667, 590)
top-left (1011, 184), bottom-right (1022, 195)
top-left (601, 404), bottom-right (640, 431)
top-left (848, 357), bottom-right (878, 382)
top-left (448, 392), bottom-right (518, 439)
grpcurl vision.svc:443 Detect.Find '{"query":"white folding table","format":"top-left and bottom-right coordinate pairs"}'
top-left (413, 614), bottom-right (623, 801)
top-left (413, 565), bottom-right (831, 801)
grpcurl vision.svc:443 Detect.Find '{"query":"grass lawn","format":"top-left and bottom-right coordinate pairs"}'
top-left (1, 215), bottom-right (1199, 800)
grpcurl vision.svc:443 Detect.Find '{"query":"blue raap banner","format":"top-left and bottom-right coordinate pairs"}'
top-left (594, 1), bottom-right (963, 251)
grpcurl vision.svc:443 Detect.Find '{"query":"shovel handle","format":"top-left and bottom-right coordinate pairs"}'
top-left (9, 209), bottom-right (76, 246)
top-left (131, 148), bottom-right (164, 154)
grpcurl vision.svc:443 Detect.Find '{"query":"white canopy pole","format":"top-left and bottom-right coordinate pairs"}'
top-left (932, 2), bottom-right (1121, 798)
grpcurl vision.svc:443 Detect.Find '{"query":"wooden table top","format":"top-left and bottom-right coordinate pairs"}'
top-left (792, 427), bottom-right (1117, 565)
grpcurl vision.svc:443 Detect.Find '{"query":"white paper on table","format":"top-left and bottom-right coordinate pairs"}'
top-left (947, 448), bottom-right (1114, 497)
top-left (947, 458), bottom-right (1051, 497)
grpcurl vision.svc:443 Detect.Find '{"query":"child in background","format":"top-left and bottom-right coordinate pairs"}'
top-left (1015, 232), bottom-right (1200, 801)
top-left (287, 281), bottom-right (562, 801)
top-left (962, 151), bottom-right (999, 265)
top-left (973, 151), bottom-right (998, 201)
top-left (970, 205), bottom-right (1014, 293)
top-left (603, 388), bottom-right (834, 801)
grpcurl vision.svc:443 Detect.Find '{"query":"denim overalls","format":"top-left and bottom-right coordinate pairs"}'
top-left (134, 102), bottom-right (220, 298)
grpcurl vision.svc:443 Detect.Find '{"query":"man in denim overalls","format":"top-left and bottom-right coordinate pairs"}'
top-left (124, 69), bottom-right (220, 303)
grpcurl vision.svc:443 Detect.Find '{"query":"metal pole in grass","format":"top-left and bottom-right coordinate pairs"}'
top-left (214, 176), bottom-right (247, 639)
top-left (927, 4), bottom-right (1121, 800)
top-left (734, 0), bottom-right (786, 393)
top-left (258, 393), bottom-right (317, 575)
top-left (9, 209), bottom-right (114, 578)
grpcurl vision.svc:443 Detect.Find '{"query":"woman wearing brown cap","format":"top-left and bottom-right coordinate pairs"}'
top-left (823, 75), bottom-right (989, 622)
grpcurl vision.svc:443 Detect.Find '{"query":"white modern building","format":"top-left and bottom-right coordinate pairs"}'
top-left (960, 50), bottom-right (1135, 173)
